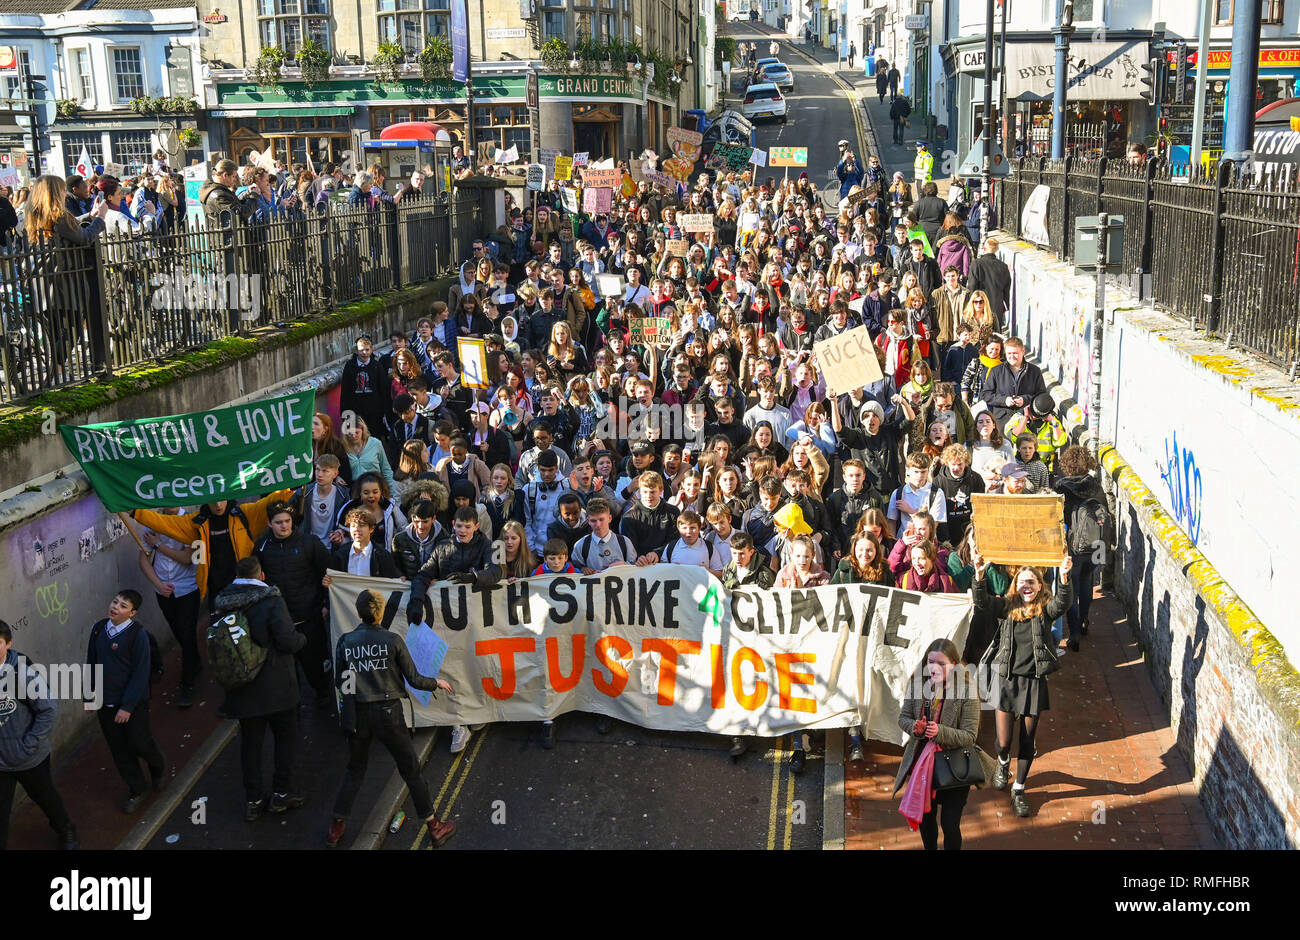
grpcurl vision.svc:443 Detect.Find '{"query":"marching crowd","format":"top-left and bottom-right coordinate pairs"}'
top-left (0, 113), bottom-right (1115, 852)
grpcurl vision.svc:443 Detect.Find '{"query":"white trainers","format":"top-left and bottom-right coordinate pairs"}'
top-left (450, 724), bottom-right (472, 753)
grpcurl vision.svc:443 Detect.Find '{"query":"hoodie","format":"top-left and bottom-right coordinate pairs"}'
top-left (212, 580), bottom-right (304, 719)
top-left (0, 649), bottom-right (57, 772)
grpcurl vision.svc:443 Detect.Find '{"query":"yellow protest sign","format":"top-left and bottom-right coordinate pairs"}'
top-left (969, 494), bottom-right (1066, 567)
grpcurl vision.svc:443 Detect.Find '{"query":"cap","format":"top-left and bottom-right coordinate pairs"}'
top-left (630, 440), bottom-right (655, 457)
top-left (471, 400), bottom-right (490, 414)
top-left (999, 461), bottom-right (1028, 480)
top-left (915, 141), bottom-right (926, 149)
top-left (837, 139), bottom-right (849, 148)
top-left (860, 400), bottom-right (885, 423)
top-left (1031, 392), bottom-right (1056, 418)
top-left (772, 502), bottom-right (812, 536)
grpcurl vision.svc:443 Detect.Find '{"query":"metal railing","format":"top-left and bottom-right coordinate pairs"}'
top-left (0, 193), bottom-right (478, 403)
top-left (996, 156), bottom-right (1300, 372)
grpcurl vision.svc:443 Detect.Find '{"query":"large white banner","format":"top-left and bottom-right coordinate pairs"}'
top-left (327, 566), bottom-right (971, 741)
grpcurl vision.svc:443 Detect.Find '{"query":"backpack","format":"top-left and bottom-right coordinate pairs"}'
top-left (91, 621), bottom-right (164, 686)
top-left (206, 607), bottom-right (268, 690)
top-left (1068, 497), bottom-right (1115, 556)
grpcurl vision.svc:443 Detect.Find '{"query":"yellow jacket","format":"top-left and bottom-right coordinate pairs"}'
top-left (913, 150), bottom-right (934, 184)
top-left (132, 489), bottom-right (290, 598)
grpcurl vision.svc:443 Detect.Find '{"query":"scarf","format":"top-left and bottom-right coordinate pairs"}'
top-left (979, 353), bottom-right (1002, 380)
top-left (899, 737), bottom-right (938, 830)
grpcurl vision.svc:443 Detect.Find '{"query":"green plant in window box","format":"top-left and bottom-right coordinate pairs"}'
top-left (540, 37), bottom-right (571, 73)
top-left (252, 45), bottom-right (286, 88)
top-left (296, 38), bottom-right (331, 87)
top-left (574, 33), bottom-right (602, 70)
top-left (55, 99), bottom-right (81, 120)
top-left (419, 35), bottom-right (452, 83)
top-left (178, 127), bottom-right (201, 148)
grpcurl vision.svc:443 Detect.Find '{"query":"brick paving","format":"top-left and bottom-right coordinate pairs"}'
top-left (844, 588), bottom-right (1220, 850)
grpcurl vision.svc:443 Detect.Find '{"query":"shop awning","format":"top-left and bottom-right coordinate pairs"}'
top-left (1004, 41), bottom-right (1146, 101)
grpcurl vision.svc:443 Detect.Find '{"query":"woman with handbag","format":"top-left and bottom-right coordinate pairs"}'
top-left (895, 638), bottom-right (996, 850)
top-left (973, 551), bottom-right (1074, 817)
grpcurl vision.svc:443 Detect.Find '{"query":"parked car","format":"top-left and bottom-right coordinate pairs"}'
top-left (761, 62), bottom-right (794, 92)
top-left (742, 83), bottom-right (788, 123)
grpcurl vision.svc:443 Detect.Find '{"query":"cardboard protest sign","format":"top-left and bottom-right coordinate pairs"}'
top-left (664, 238), bottom-right (689, 256)
top-left (583, 186), bottom-right (612, 213)
top-left (813, 326), bottom-right (884, 392)
top-left (582, 167), bottom-right (621, 188)
top-left (847, 187), bottom-right (870, 207)
top-left (643, 166), bottom-right (674, 188)
top-left (709, 142), bottom-right (754, 171)
top-left (969, 494), bottom-right (1066, 566)
top-left (769, 146), bottom-right (809, 167)
top-left (679, 213), bottom-right (715, 233)
top-left (661, 157), bottom-right (693, 182)
top-left (525, 163), bottom-right (547, 191)
top-left (538, 148), bottom-right (560, 174)
top-left (477, 141), bottom-right (496, 164)
top-left (573, 152), bottom-right (590, 167)
top-left (0, 168), bottom-right (19, 189)
top-left (59, 392), bottom-right (316, 512)
top-left (105, 162), bottom-right (126, 178)
top-left (597, 274), bottom-right (624, 298)
top-left (666, 126), bottom-right (704, 150)
top-left (327, 566), bottom-right (972, 739)
top-left (629, 315), bottom-right (672, 346)
top-left (553, 155), bottom-right (573, 180)
top-left (560, 186), bottom-right (579, 213)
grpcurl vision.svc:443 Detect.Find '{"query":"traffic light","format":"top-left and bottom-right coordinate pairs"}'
top-left (1138, 56), bottom-right (1159, 105)
top-left (1174, 42), bottom-right (1188, 104)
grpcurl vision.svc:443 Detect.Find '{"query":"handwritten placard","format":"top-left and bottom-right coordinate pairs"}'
top-left (582, 167), bottom-right (622, 188)
top-left (769, 146), bottom-right (809, 167)
top-left (969, 494), bottom-right (1066, 566)
top-left (667, 126), bottom-right (704, 149)
top-left (583, 186), bottom-right (612, 213)
top-left (813, 325), bottom-right (884, 393)
top-left (553, 155), bottom-right (573, 180)
top-left (664, 237), bottom-right (689, 256)
top-left (629, 315), bottom-right (672, 347)
top-left (749, 148), bottom-right (768, 167)
top-left (679, 213), bottom-right (715, 233)
top-left (709, 142), bottom-right (753, 171)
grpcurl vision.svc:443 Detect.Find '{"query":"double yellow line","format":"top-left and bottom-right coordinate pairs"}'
top-left (408, 728), bottom-right (489, 851)
top-left (765, 742), bottom-right (798, 851)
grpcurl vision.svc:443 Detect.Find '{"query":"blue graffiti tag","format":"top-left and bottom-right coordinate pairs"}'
top-left (1160, 432), bottom-right (1203, 545)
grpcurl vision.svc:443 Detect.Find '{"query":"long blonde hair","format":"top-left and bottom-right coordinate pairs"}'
top-left (24, 175), bottom-right (71, 243)
top-left (500, 520), bottom-right (537, 579)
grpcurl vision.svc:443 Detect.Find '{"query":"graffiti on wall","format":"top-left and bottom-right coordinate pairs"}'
top-left (1020, 268), bottom-right (1095, 415)
top-left (1160, 431), bottom-right (1203, 546)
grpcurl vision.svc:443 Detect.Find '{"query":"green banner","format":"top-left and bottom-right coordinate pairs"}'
top-left (59, 392), bottom-right (317, 512)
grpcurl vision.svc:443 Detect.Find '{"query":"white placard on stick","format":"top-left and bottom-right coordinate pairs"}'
top-left (813, 325), bottom-right (884, 393)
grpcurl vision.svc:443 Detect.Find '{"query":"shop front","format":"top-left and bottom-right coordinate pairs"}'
top-left (1000, 37), bottom-right (1147, 160)
top-left (51, 113), bottom-right (203, 176)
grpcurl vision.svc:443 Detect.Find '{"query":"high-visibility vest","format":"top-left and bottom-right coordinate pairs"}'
top-left (914, 150), bottom-right (934, 183)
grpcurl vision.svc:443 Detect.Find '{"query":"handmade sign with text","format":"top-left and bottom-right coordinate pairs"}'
top-left (813, 326), bottom-right (884, 392)
top-left (327, 567), bottom-right (972, 738)
top-left (769, 146), bottom-right (809, 167)
top-left (679, 213), bottom-right (715, 234)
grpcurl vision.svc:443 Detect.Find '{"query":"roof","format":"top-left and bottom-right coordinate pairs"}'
top-left (0, 0), bottom-right (79, 12)
top-left (77, 0), bottom-right (198, 7)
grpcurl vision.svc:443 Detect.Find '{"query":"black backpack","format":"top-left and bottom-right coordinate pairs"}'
top-left (91, 620), bottom-right (164, 686)
top-left (1068, 497), bottom-right (1115, 556)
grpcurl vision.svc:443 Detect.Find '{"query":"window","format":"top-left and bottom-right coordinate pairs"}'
top-left (1215, 0), bottom-right (1285, 22)
top-left (112, 48), bottom-right (145, 101)
top-left (62, 132), bottom-right (104, 173)
top-left (378, 0), bottom-right (450, 55)
top-left (259, 0), bottom-right (331, 57)
top-left (70, 48), bottom-right (94, 104)
top-left (109, 130), bottom-right (154, 172)
top-left (3, 48), bottom-right (30, 100)
top-left (543, 11), bottom-right (567, 41)
top-left (474, 104), bottom-right (531, 161)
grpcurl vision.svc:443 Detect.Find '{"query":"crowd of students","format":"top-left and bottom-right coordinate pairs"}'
top-left (1, 131), bottom-right (1110, 852)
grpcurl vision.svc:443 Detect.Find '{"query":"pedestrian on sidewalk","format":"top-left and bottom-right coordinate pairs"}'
top-left (848, 42), bottom-right (856, 70)
top-left (327, 588), bottom-right (455, 849)
top-left (213, 556), bottom-right (307, 822)
top-left (888, 64), bottom-right (900, 97)
top-left (86, 590), bottom-right (167, 815)
top-left (973, 551), bottom-right (1074, 818)
top-left (890, 95), bottom-right (912, 145)
top-left (894, 638), bottom-right (996, 849)
top-left (0, 620), bottom-right (78, 850)
top-left (876, 60), bottom-right (889, 102)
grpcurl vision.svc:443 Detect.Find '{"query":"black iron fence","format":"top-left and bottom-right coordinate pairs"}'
top-left (0, 193), bottom-right (478, 403)
top-left (996, 156), bottom-right (1300, 372)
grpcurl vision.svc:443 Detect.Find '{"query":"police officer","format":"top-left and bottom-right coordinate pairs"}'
top-left (326, 589), bottom-right (455, 849)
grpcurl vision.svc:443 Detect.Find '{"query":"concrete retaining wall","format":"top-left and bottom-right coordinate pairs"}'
top-left (998, 235), bottom-right (1300, 850)
top-left (0, 281), bottom-right (443, 757)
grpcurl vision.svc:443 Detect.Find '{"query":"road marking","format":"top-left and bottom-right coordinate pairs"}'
top-left (408, 728), bottom-right (488, 851)
top-left (783, 755), bottom-right (797, 850)
top-left (766, 743), bottom-right (786, 850)
top-left (438, 729), bottom-right (488, 823)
